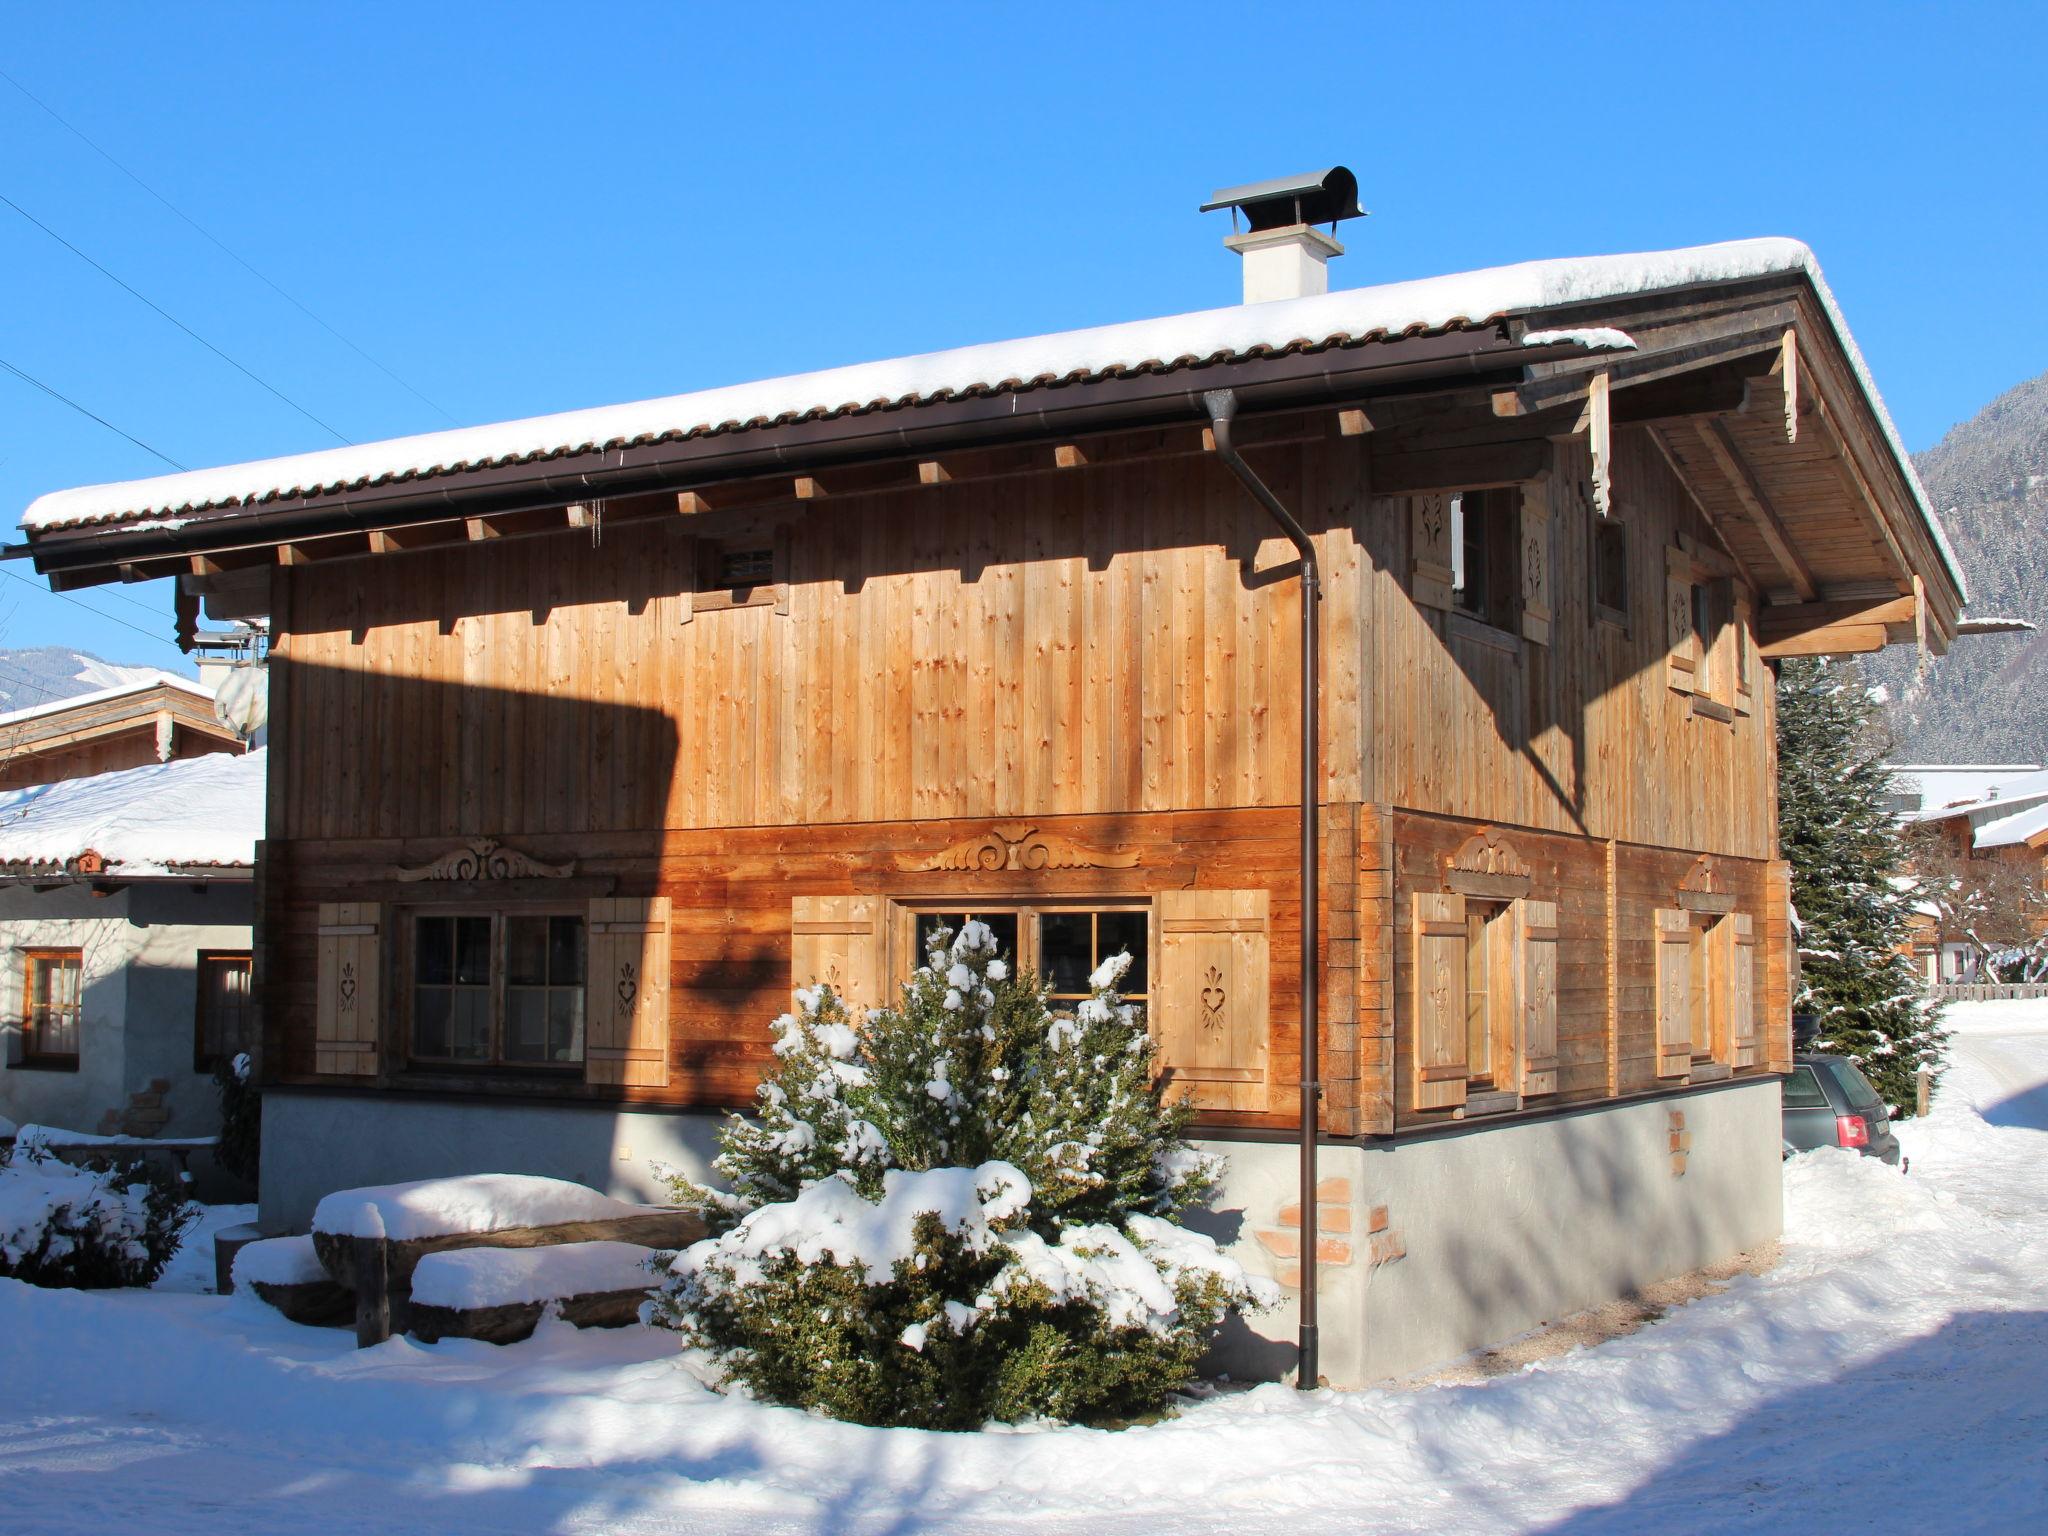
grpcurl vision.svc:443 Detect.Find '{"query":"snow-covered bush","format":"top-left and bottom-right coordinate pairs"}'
top-left (650, 921), bottom-right (1274, 1428)
top-left (0, 1138), bottom-right (196, 1288)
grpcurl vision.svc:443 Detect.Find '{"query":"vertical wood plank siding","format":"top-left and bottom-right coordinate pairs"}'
top-left (265, 418), bottom-right (1790, 1132)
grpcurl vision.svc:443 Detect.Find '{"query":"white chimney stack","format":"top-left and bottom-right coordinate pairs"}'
top-left (1201, 166), bottom-right (1365, 305)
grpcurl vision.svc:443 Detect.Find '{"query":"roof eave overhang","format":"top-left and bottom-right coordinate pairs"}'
top-left (21, 323), bottom-right (1613, 581)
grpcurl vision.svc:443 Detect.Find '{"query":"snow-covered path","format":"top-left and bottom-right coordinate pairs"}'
top-left (4, 1009), bottom-right (2046, 1536)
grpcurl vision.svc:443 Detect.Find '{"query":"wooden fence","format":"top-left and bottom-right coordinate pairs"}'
top-left (1928, 982), bottom-right (2048, 1003)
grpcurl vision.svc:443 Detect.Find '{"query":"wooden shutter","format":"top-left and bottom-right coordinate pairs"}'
top-left (1411, 493), bottom-right (1454, 611)
top-left (1666, 546), bottom-right (1695, 693)
top-left (1519, 487), bottom-right (1553, 646)
top-left (314, 902), bottom-right (380, 1077)
top-left (1411, 891), bottom-right (1468, 1110)
top-left (1654, 907), bottom-right (1693, 1078)
top-left (790, 895), bottom-right (886, 1015)
top-left (1518, 898), bottom-right (1560, 1096)
top-left (1155, 889), bottom-right (1270, 1113)
top-left (1727, 912), bottom-right (1758, 1069)
top-left (1732, 591), bottom-right (1754, 715)
top-left (587, 896), bottom-right (671, 1087)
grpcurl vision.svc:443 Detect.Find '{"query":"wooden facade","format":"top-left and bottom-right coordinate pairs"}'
top-left (0, 679), bottom-right (243, 789)
top-left (21, 263), bottom-right (1965, 1146)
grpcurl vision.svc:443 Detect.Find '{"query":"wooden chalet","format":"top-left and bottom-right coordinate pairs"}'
top-left (15, 185), bottom-right (1965, 1382)
top-left (0, 674), bottom-right (243, 788)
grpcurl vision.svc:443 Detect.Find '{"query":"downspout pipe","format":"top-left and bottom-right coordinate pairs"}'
top-left (1202, 387), bottom-right (1321, 1390)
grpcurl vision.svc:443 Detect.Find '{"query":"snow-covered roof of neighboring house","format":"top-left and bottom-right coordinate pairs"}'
top-left (0, 673), bottom-right (213, 731)
top-left (14, 237), bottom-right (1963, 595)
top-left (0, 748), bottom-right (264, 878)
top-left (1905, 765), bottom-right (2048, 823)
top-left (1975, 799), bottom-right (2048, 851)
top-left (1892, 763), bottom-right (2044, 819)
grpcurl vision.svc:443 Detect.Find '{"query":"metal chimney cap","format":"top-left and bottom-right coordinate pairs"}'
top-left (1200, 166), bottom-right (1365, 231)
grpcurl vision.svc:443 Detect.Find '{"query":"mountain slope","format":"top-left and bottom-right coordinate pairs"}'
top-left (0, 646), bottom-right (191, 717)
top-left (1874, 369), bottom-right (2048, 763)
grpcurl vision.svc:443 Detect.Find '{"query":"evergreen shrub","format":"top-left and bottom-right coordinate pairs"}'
top-left (0, 1138), bottom-right (197, 1288)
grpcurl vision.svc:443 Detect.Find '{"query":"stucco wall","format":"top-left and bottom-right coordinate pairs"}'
top-left (0, 881), bottom-right (253, 1138)
top-left (259, 1080), bottom-right (1782, 1391)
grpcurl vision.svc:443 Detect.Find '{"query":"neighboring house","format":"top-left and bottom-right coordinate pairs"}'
top-left (0, 674), bottom-right (245, 788)
top-left (16, 183), bottom-right (1964, 1384)
top-left (0, 749), bottom-right (264, 1139)
top-left (1894, 764), bottom-right (2048, 982)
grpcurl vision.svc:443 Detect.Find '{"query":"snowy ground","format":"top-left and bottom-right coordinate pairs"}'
top-left (4, 1007), bottom-right (2046, 1535)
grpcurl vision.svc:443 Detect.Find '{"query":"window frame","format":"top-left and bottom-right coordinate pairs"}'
top-left (1591, 513), bottom-right (1629, 627)
top-left (693, 528), bottom-right (789, 615)
top-left (1461, 898), bottom-right (1516, 1091)
top-left (192, 949), bottom-right (256, 1075)
top-left (20, 947), bottom-right (84, 1069)
top-left (893, 899), bottom-right (1152, 1008)
top-left (401, 904), bottom-right (589, 1072)
top-left (1448, 488), bottom-right (1522, 634)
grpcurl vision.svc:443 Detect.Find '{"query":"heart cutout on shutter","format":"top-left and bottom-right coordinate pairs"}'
top-left (338, 961), bottom-right (357, 1014)
top-left (617, 962), bottom-right (638, 1012)
top-left (1199, 966), bottom-right (1226, 1030)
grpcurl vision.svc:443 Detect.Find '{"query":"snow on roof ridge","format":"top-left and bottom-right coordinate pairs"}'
top-left (0, 747), bottom-right (263, 875)
top-left (17, 235), bottom-right (1960, 598)
top-left (0, 672), bottom-right (212, 730)
top-left (1975, 798), bottom-right (2048, 849)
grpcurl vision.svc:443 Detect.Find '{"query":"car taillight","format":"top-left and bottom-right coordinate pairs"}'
top-left (1837, 1114), bottom-right (1869, 1149)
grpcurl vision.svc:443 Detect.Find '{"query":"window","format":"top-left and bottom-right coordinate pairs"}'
top-left (194, 952), bottom-right (255, 1073)
top-left (21, 949), bottom-right (83, 1066)
top-left (904, 904), bottom-right (1150, 1006)
top-left (1462, 900), bottom-right (1513, 1087)
top-left (409, 911), bottom-right (585, 1067)
top-left (1690, 582), bottom-right (1719, 694)
top-left (1449, 489), bottom-right (1520, 631)
top-left (1782, 1065), bottom-right (1830, 1109)
top-left (718, 547), bottom-right (775, 588)
top-left (694, 533), bottom-right (787, 613)
top-left (1687, 915), bottom-right (1714, 1059)
top-left (1593, 517), bottom-right (1628, 622)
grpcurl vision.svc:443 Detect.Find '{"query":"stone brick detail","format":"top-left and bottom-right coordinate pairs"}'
top-left (1669, 1108), bottom-right (1691, 1177)
top-left (1367, 1204), bottom-right (1390, 1235)
top-left (1369, 1229), bottom-right (1407, 1267)
top-left (101, 1083), bottom-right (177, 1139)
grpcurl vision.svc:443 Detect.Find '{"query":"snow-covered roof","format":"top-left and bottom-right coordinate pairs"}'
top-left (15, 237), bottom-right (1962, 596)
top-left (0, 673), bottom-right (213, 731)
top-left (1905, 765), bottom-right (2048, 822)
top-left (1892, 764), bottom-right (2044, 819)
top-left (1975, 799), bottom-right (2048, 851)
top-left (0, 748), bottom-right (264, 877)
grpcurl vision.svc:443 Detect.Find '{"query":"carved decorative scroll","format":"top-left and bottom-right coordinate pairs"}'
top-left (1444, 828), bottom-right (1533, 901)
top-left (1677, 853), bottom-right (1736, 914)
top-left (895, 821), bottom-right (1139, 874)
top-left (393, 837), bottom-right (576, 883)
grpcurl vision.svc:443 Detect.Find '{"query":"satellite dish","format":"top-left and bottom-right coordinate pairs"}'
top-left (213, 662), bottom-right (269, 740)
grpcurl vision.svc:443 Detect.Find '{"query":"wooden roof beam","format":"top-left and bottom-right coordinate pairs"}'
top-left (1645, 427), bottom-right (1762, 595)
top-left (368, 524), bottom-right (462, 555)
top-left (1693, 418), bottom-right (1820, 601)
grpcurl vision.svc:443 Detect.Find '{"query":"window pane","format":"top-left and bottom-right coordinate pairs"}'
top-left (1782, 1066), bottom-right (1830, 1108)
top-left (504, 987), bottom-right (547, 1062)
top-left (414, 987), bottom-right (452, 1057)
top-left (1595, 520), bottom-right (1627, 614)
top-left (452, 987), bottom-right (491, 1060)
top-left (1821, 1060), bottom-right (1882, 1110)
top-left (974, 912), bottom-right (1020, 961)
top-left (549, 988), bottom-right (584, 1063)
top-left (1040, 911), bottom-right (1092, 995)
top-left (549, 916), bottom-right (585, 986)
top-left (454, 917), bottom-right (492, 986)
top-left (1097, 910), bottom-right (1148, 994)
top-left (417, 917), bottom-right (453, 986)
top-left (505, 916), bottom-right (549, 987)
top-left (918, 912), bottom-right (1020, 965)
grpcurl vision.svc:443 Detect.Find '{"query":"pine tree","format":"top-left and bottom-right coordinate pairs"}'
top-left (649, 920), bottom-right (1270, 1428)
top-left (1776, 656), bottom-right (1946, 1113)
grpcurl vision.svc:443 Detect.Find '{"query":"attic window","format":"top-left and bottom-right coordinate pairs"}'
top-left (1449, 489), bottom-right (1520, 632)
top-left (718, 547), bottom-right (775, 589)
top-left (1593, 518), bottom-right (1628, 623)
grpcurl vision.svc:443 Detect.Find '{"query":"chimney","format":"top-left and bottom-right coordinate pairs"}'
top-left (1200, 167), bottom-right (1365, 304)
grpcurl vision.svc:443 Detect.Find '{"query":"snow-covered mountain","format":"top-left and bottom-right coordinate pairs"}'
top-left (0, 646), bottom-right (194, 716)
top-left (1873, 369), bottom-right (2048, 762)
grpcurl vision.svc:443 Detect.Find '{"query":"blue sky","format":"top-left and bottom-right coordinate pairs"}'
top-left (4, 2), bottom-right (2043, 677)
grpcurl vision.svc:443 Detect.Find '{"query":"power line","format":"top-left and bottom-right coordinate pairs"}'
top-left (0, 67), bottom-right (459, 428)
top-left (0, 565), bottom-right (174, 648)
top-left (0, 189), bottom-right (352, 446)
top-left (0, 353), bottom-right (185, 470)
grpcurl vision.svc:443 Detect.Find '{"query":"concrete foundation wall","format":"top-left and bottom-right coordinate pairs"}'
top-left (1192, 1079), bottom-right (1785, 1386)
top-left (0, 882), bottom-right (253, 1139)
top-left (259, 1079), bottom-right (1782, 1390)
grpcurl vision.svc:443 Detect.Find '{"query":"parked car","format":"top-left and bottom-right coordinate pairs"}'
top-left (1781, 1053), bottom-right (1904, 1168)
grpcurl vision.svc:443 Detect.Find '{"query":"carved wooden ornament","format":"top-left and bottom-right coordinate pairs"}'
top-left (1678, 853), bottom-right (1736, 914)
top-left (393, 837), bottom-right (576, 883)
top-left (1444, 828), bottom-right (1533, 900)
top-left (895, 822), bottom-right (1139, 873)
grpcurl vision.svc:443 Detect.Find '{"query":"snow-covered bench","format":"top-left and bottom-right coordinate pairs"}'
top-left (407, 1240), bottom-right (662, 1344)
top-left (303, 1175), bottom-right (703, 1345)
top-left (231, 1234), bottom-right (353, 1325)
